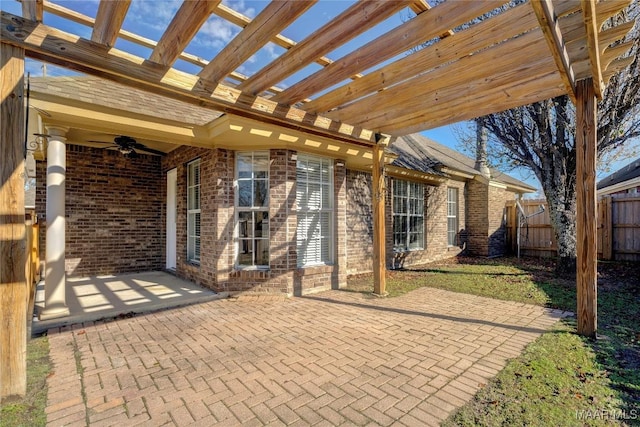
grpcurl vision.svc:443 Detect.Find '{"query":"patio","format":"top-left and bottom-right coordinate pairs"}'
top-left (44, 286), bottom-right (569, 426)
top-left (32, 271), bottom-right (225, 336)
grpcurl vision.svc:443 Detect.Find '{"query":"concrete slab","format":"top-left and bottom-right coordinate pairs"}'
top-left (32, 271), bottom-right (226, 335)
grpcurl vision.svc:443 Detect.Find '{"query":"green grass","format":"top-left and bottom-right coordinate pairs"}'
top-left (348, 257), bottom-right (575, 306)
top-left (443, 322), bottom-right (623, 427)
top-left (0, 336), bottom-right (51, 427)
top-left (347, 256), bottom-right (640, 426)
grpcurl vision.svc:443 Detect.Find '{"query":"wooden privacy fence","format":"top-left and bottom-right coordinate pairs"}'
top-left (505, 195), bottom-right (640, 261)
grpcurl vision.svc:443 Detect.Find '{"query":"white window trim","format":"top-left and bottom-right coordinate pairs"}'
top-left (392, 179), bottom-right (425, 252)
top-left (447, 187), bottom-right (458, 247)
top-left (296, 154), bottom-right (334, 268)
top-left (235, 151), bottom-right (270, 270)
top-left (187, 159), bottom-right (201, 264)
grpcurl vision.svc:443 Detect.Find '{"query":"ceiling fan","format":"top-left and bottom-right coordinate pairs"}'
top-left (88, 135), bottom-right (166, 157)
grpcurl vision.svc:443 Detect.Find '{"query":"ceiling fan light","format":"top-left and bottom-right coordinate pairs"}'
top-left (119, 147), bottom-right (133, 155)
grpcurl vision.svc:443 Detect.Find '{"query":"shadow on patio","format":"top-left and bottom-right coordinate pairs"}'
top-left (32, 271), bottom-right (227, 335)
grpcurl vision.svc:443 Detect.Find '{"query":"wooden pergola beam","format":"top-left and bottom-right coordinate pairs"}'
top-left (575, 78), bottom-right (598, 337)
top-left (409, 0), bottom-right (455, 38)
top-left (327, 29), bottom-right (552, 126)
top-left (91, 0), bottom-right (131, 47)
top-left (602, 56), bottom-right (635, 83)
top-left (272, 0), bottom-right (503, 106)
top-left (380, 69), bottom-right (564, 136)
top-left (595, 0), bottom-right (632, 28)
top-left (21, 0), bottom-right (42, 21)
top-left (598, 20), bottom-right (635, 53)
top-left (149, 0), bottom-right (221, 67)
top-left (583, 1), bottom-right (604, 99)
top-left (304, 2), bottom-right (536, 115)
top-left (199, 1), bottom-right (316, 83)
top-left (35, 0), bottom-right (286, 96)
top-left (0, 42), bottom-right (27, 401)
top-left (0, 11), bottom-right (375, 146)
top-left (531, 0), bottom-right (577, 102)
top-left (409, 0), bottom-right (430, 15)
top-left (211, 2), bottom-right (363, 80)
top-left (238, 0), bottom-right (409, 96)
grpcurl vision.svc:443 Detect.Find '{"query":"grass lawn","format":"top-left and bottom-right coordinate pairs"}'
top-left (0, 335), bottom-right (51, 427)
top-left (348, 256), bottom-right (640, 426)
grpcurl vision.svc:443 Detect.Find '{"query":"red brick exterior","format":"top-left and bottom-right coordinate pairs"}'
top-left (346, 170), bottom-right (466, 274)
top-left (161, 147), bottom-right (347, 295)
top-left (160, 145), bottom-right (216, 287)
top-left (36, 145), bottom-right (163, 277)
top-left (465, 179), bottom-right (517, 257)
top-left (37, 144), bottom-right (518, 293)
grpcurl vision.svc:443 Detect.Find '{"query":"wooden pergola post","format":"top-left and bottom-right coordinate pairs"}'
top-left (575, 78), bottom-right (598, 338)
top-left (372, 140), bottom-right (387, 296)
top-left (0, 42), bottom-right (27, 401)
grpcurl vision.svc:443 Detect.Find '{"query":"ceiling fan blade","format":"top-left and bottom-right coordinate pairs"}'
top-left (131, 143), bottom-right (166, 156)
top-left (126, 149), bottom-right (139, 158)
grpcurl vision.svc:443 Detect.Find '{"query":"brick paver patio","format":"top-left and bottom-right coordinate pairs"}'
top-left (45, 287), bottom-right (568, 426)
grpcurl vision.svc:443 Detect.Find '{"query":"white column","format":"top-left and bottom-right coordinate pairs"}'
top-left (40, 126), bottom-right (70, 320)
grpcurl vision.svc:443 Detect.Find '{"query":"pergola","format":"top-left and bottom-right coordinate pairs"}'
top-left (1, 0), bottom-right (636, 400)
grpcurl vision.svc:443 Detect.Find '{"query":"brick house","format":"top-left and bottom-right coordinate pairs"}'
top-left (30, 76), bottom-right (534, 302)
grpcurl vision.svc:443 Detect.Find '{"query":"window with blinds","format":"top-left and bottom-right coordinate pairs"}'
top-left (392, 179), bottom-right (424, 251)
top-left (187, 159), bottom-right (201, 263)
top-left (447, 187), bottom-right (458, 246)
top-left (236, 152), bottom-right (270, 268)
top-left (296, 155), bottom-right (333, 267)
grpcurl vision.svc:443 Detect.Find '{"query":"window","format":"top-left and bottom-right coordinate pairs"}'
top-left (447, 187), bottom-right (458, 246)
top-left (393, 180), bottom-right (424, 251)
top-left (236, 152), bottom-right (269, 268)
top-left (296, 155), bottom-right (333, 267)
top-left (187, 159), bottom-right (201, 263)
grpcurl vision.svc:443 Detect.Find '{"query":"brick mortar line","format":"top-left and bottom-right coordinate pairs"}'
top-left (71, 330), bottom-right (91, 426)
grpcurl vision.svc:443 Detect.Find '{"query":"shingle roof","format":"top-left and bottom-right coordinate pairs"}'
top-left (597, 156), bottom-right (640, 190)
top-left (387, 134), bottom-right (444, 177)
top-left (30, 76), bottom-right (222, 126)
top-left (391, 133), bottom-right (536, 191)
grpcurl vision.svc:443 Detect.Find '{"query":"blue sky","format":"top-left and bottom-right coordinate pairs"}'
top-left (4, 0), bottom-right (637, 192)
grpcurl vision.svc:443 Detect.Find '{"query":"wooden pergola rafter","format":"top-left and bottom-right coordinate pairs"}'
top-left (1, 0), bottom-right (637, 400)
top-left (4, 0), bottom-right (633, 137)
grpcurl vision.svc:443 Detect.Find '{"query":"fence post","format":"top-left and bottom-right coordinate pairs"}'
top-left (505, 201), bottom-right (515, 253)
top-left (601, 196), bottom-right (613, 260)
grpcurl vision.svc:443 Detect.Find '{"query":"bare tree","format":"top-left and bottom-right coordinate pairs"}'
top-left (474, 5), bottom-right (640, 273)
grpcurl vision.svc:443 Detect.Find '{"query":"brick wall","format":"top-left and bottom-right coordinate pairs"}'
top-left (161, 145), bottom-right (217, 288)
top-left (162, 148), bottom-right (346, 295)
top-left (38, 142), bottom-right (491, 292)
top-left (487, 185), bottom-right (510, 257)
top-left (36, 144), bottom-right (163, 277)
top-left (466, 179), bottom-right (489, 256)
top-left (345, 170), bottom-right (374, 273)
top-left (346, 170), bottom-right (466, 274)
top-left (466, 178), bottom-right (516, 257)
